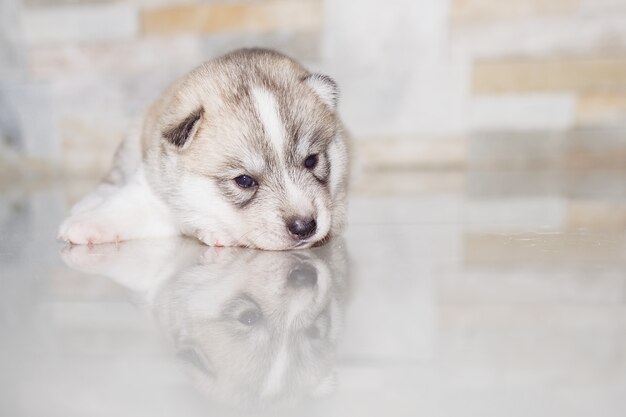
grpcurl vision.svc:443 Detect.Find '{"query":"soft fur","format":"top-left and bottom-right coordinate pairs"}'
top-left (58, 48), bottom-right (349, 250)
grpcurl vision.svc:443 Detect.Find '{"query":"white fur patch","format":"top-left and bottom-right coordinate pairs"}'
top-left (58, 168), bottom-right (180, 244)
top-left (261, 339), bottom-right (289, 397)
top-left (251, 87), bottom-right (287, 156)
top-left (305, 74), bottom-right (338, 109)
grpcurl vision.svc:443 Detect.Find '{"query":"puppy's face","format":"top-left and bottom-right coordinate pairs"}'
top-left (154, 50), bottom-right (348, 250)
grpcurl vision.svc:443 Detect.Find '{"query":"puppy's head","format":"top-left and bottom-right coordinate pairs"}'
top-left (150, 49), bottom-right (349, 250)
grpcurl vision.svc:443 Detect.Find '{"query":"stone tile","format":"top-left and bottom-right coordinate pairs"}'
top-left (564, 128), bottom-right (626, 169)
top-left (138, 0), bottom-right (273, 10)
top-left (22, 3), bottom-right (139, 45)
top-left (350, 171), bottom-right (465, 197)
top-left (3, 175), bottom-right (626, 416)
top-left (467, 169), bottom-right (626, 200)
top-left (323, 0), bottom-right (469, 137)
top-left (348, 195), bottom-right (464, 225)
top-left (199, 30), bottom-right (321, 63)
top-left (58, 129), bottom-right (123, 178)
top-left (464, 197), bottom-right (568, 233)
top-left (24, 0), bottom-right (110, 5)
top-left (466, 170), bottom-right (566, 197)
top-left (0, 83), bottom-right (59, 158)
top-left (0, 0), bottom-right (24, 77)
top-left (60, 149), bottom-right (116, 178)
top-left (141, 0), bottom-right (322, 35)
top-left (28, 36), bottom-right (204, 80)
top-left (562, 170), bottom-right (626, 200)
top-left (464, 232), bottom-right (626, 265)
top-left (580, 0), bottom-right (626, 14)
top-left (567, 127), bottom-right (626, 149)
top-left (567, 201), bottom-right (626, 231)
top-left (24, 0), bottom-right (195, 6)
top-left (58, 115), bottom-right (123, 163)
top-left (440, 302), bottom-right (626, 383)
top-left (576, 94), bottom-right (626, 126)
top-left (442, 268), bottom-right (626, 305)
top-left (467, 129), bottom-right (625, 171)
top-left (451, 0), bottom-right (578, 23)
top-left (469, 93), bottom-right (576, 130)
top-left (468, 131), bottom-right (567, 169)
top-left (564, 148), bottom-right (626, 170)
top-left (452, 15), bottom-right (626, 59)
top-left (354, 136), bottom-right (466, 170)
top-left (473, 58), bottom-right (626, 94)
top-left (45, 76), bottom-right (152, 178)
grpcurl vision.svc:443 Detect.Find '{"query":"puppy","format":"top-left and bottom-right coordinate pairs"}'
top-left (58, 48), bottom-right (349, 250)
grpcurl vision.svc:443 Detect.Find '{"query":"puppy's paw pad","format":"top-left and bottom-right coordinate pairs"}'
top-left (58, 216), bottom-right (120, 245)
top-left (197, 231), bottom-right (237, 248)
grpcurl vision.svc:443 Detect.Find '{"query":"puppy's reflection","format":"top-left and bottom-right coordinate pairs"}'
top-left (62, 238), bottom-right (350, 410)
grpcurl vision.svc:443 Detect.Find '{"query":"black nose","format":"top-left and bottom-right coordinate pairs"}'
top-left (287, 217), bottom-right (317, 239)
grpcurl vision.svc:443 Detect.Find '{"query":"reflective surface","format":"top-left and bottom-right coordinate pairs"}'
top-left (1, 169), bottom-right (625, 416)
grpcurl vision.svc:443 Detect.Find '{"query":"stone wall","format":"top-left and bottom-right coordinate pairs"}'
top-left (1, 0), bottom-right (625, 179)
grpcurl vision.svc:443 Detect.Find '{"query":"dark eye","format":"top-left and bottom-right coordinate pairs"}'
top-left (234, 175), bottom-right (257, 189)
top-left (238, 309), bottom-right (261, 326)
top-left (304, 154), bottom-right (318, 169)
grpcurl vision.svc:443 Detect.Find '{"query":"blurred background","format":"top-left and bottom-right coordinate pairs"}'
top-left (1, 0), bottom-right (625, 180)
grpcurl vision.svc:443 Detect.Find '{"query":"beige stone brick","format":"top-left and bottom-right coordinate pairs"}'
top-left (58, 115), bottom-right (124, 178)
top-left (473, 58), bottom-right (626, 94)
top-left (142, 0), bottom-right (321, 35)
top-left (451, 0), bottom-right (578, 22)
top-left (464, 198), bottom-right (567, 233)
top-left (469, 93), bottom-right (575, 130)
top-left (464, 232), bottom-right (626, 264)
top-left (200, 31), bottom-right (321, 63)
top-left (1, 83), bottom-right (59, 158)
top-left (580, 0), bottom-right (626, 14)
top-left (354, 136), bottom-right (467, 170)
top-left (23, 4), bottom-right (139, 45)
top-left (467, 131), bottom-right (567, 169)
top-left (59, 117), bottom-right (122, 151)
top-left (350, 171), bottom-right (465, 197)
top-left (451, 14), bottom-right (626, 59)
top-left (28, 37), bottom-right (203, 80)
top-left (576, 94), bottom-right (626, 126)
top-left (567, 201), bottom-right (626, 231)
top-left (564, 128), bottom-right (626, 169)
top-left (564, 145), bottom-right (626, 169)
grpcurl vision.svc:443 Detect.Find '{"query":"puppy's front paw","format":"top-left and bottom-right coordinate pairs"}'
top-left (197, 230), bottom-right (238, 248)
top-left (58, 215), bottom-right (120, 245)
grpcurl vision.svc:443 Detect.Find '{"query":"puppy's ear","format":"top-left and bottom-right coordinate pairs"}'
top-left (162, 107), bottom-right (204, 149)
top-left (303, 73), bottom-right (339, 109)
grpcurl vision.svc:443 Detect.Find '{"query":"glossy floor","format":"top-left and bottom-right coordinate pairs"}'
top-left (1, 169), bottom-right (625, 417)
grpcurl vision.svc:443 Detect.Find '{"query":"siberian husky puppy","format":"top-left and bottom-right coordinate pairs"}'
top-left (58, 48), bottom-right (349, 250)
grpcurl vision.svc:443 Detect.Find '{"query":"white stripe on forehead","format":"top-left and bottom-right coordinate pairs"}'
top-left (251, 87), bottom-right (287, 156)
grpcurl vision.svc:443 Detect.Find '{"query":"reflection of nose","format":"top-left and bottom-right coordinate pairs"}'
top-left (288, 263), bottom-right (318, 288)
top-left (286, 217), bottom-right (317, 239)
